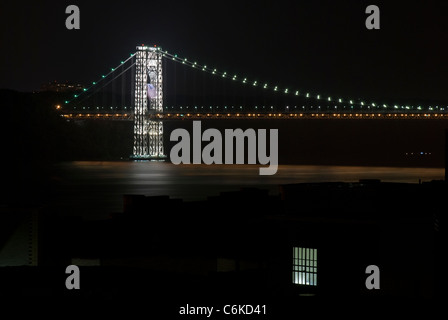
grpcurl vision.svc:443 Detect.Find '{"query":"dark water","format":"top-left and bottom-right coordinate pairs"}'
top-left (47, 161), bottom-right (444, 219)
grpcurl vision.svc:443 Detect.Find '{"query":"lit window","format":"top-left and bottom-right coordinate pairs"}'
top-left (292, 247), bottom-right (317, 286)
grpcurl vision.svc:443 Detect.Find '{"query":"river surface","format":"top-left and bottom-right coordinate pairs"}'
top-left (46, 161), bottom-right (444, 219)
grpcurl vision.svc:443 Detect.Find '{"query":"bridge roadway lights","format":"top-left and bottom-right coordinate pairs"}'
top-left (60, 112), bottom-right (448, 120)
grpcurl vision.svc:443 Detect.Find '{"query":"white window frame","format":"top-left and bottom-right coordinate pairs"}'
top-left (292, 247), bottom-right (317, 286)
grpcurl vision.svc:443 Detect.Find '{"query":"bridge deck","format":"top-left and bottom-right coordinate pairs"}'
top-left (61, 112), bottom-right (448, 120)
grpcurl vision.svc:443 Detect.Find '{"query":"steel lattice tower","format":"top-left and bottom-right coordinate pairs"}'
top-left (132, 45), bottom-right (165, 159)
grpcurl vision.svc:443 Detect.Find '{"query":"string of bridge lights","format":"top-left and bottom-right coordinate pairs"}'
top-left (64, 53), bottom-right (135, 106)
top-left (161, 49), bottom-right (445, 112)
top-left (66, 47), bottom-right (446, 113)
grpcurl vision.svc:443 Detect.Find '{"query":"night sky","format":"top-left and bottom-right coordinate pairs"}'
top-left (1, 0), bottom-right (447, 104)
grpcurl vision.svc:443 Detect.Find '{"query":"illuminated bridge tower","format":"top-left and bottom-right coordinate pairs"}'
top-left (132, 45), bottom-right (165, 159)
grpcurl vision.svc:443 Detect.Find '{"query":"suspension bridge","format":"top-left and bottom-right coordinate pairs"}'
top-left (61, 45), bottom-right (448, 160)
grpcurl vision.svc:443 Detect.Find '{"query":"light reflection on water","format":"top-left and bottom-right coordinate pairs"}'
top-left (50, 161), bottom-right (444, 219)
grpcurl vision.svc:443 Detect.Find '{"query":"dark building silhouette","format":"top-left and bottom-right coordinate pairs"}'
top-left (2, 179), bottom-right (442, 303)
